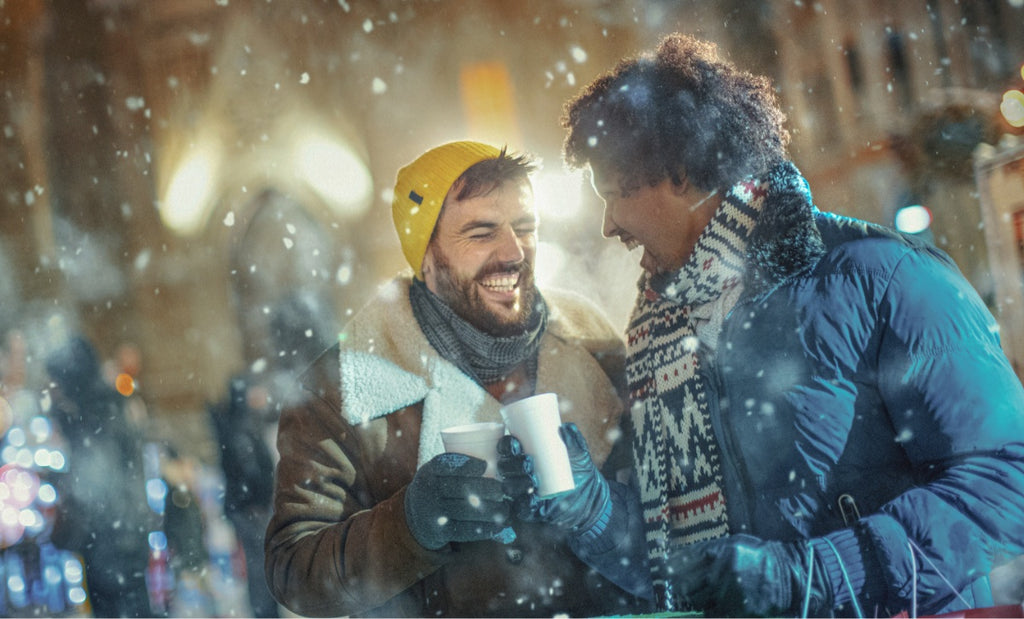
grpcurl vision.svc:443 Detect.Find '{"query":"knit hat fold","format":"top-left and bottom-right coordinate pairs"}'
top-left (392, 141), bottom-right (501, 277)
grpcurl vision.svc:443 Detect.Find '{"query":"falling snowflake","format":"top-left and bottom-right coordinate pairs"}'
top-left (569, 45), bottom-right (588, 63)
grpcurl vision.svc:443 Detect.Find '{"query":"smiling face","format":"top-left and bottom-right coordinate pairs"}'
top-left (422, 178), bottom-right (539, 336)
top-left (591, 165), bottom-right (720, 275)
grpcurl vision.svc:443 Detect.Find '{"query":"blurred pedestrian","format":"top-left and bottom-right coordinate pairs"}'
top-left (209, 375), bottom-right (278, 617)
top-left (45, 334), bottom-right (153, 618)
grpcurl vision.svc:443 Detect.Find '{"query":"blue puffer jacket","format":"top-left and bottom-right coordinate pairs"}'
top-left (715, 209), bottom-right (1024, 615)
top-left (578, 164), bottom-right (1024, 617)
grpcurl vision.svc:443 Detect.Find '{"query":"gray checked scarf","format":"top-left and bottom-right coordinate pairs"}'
top-left (409, 277), bottom-right (548, 388)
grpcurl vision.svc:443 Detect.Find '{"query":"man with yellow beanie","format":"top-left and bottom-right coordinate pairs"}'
top-left (265, 141), bottom-right (640, 617)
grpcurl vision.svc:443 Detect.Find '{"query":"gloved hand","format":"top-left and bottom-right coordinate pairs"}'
top-left (668, 534), bottom-right (833, 617)
top-left (497, 422), bottom-right (610, 533)
top-left (404, 452), bottom-right (514, 550)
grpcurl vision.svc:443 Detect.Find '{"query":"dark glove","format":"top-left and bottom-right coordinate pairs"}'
top-left (497, 422), bottom-right (610, 533)
top-left (404, 452), bottom-right (514, 550)
top-left (668, 534), bottom-right (833, 617)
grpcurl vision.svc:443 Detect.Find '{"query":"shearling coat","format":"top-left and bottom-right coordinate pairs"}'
top-left (265, 275), bottom-right (632, 617)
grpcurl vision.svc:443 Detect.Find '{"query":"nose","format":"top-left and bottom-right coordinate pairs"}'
top-left (601, 204), bottom-right (619, 239)
top-left (495, 225), bottom-right (526, 263)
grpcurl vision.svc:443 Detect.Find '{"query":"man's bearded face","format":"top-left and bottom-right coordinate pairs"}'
top-left (429, 245), bottom-right (537, 336)
top-left (422, 179), bottom-right (539, 336)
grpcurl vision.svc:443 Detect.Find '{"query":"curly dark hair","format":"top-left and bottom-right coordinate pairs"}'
top-left (562, 33), bottom-right (790, 193)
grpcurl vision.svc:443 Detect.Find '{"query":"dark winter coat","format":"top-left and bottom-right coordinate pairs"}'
top-left (45, 337), bottom-right (153, 618)
top-left (711, 204), bottom-right (1024, 614)
top-left (613, 168), bottom-right (1024, 616)
top-left (265, 275), bottom-right (634, 617)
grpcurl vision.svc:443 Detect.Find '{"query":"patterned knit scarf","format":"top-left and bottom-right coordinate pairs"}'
top-left (626, 175), bottom-right (769, 610)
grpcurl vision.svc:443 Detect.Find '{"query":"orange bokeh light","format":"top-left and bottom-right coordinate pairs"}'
top-left (115, 373), bottom-right (135, 397)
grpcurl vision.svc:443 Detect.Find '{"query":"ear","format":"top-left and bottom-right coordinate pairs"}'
top-left (421, 247), bottom-right (434, 276)
top-left (420, 247), bottom-right (437, 292)
top-left (670, 176), bottom-right (690, 197)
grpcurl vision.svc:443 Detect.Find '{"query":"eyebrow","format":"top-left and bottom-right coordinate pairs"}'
top-left (458, 215), bottom-right (537, 235)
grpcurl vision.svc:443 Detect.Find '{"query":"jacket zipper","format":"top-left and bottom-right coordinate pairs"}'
top-left (701, 299), bottom-right (759, 534)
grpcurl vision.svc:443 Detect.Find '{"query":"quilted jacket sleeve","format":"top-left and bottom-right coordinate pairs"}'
top-left (867, 245), bottom-right (1024, 611)
top-left (263, 350), bottom-right (449, 617)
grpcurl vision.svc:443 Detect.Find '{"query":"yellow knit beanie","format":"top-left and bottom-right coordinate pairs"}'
top-left (392, 140), bottom-right (502, 278)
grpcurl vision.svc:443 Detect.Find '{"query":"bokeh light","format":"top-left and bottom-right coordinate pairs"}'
top-left (895, 205), bottom-right (933, 234)
top-left (295, 132), bottom-right (373, 217)
top-left (0, 465), bottom-right (41, 547)
top-left (161, 140), bottom-right (221, 235)
top-left (1001, 90), bottom-right (1024, 128)
top-left (115, 372), bottom-right (135, 397)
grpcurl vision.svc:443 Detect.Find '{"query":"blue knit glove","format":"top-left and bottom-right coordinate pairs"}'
top-left (497, 422), bottom-right (610, 533)
top-left (404, 452), bottom-right (514, 550)
top-left (668, 534), bottom-right (834, 617)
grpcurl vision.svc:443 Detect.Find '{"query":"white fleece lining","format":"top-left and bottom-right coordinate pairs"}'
top-left (339, 344), bottom-right (502, 468)
top-left (418, 357), bottom-right (502, 468)
top-left (338, 349), bottom-right (428, 426)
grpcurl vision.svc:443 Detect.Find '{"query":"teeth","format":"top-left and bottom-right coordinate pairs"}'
top-left (623, 238), bottom-right (641, 251)
top-left (480, 273), bottom-right (519, 292)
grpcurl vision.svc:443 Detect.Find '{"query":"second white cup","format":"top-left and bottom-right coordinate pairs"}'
top-left (440, 421), bottom-right (506, 479)
top-left (500, 393), bottom-right (575, 497)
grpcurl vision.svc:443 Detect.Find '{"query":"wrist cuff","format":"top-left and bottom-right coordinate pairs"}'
top-left (571, 483), bottom-right (626, 554)
top-left (818, 528), bottom-right (866, 607)
top-left (818, 524), bottom-right (887, 612)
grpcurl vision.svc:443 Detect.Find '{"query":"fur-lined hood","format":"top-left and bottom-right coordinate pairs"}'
top-left (744, 161), bottom-right (826, 295)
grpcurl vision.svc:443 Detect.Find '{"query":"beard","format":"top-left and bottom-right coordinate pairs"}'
top-left (429, 248), bottom-right (537, 337)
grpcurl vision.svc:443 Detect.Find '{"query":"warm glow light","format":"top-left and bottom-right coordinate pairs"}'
top-left (161, 142), bottom-right (219, 234)
top-left (532, 170), bottom-right (585, 221)
top-left (460, 61), bottom-right (522, 147)
top-left (534, 241), bottom-right (568, 289)
top-left (895, 205), bottom-right (932, 234)
top-left (1001, 90), bottom-right (1024, 128)
top-left (295, 133), bottom-right (373, 217)
top-left (115, 373), bottom-right (135, 397)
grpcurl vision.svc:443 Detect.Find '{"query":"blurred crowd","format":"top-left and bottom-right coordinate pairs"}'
top-left (0, 327), bottom-right (287, 618)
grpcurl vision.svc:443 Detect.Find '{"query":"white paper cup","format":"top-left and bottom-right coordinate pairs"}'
top-left (500, 393), bottom-right (575, 497)
top-left (440, 421), bottom-right (506, 479)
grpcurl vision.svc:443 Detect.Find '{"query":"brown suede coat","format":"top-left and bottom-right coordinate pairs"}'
top-left (265, 275), bottom-right (630, 617)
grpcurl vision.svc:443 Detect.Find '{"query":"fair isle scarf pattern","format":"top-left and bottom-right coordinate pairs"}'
top-left (626, 175), bottom-right (768, 609)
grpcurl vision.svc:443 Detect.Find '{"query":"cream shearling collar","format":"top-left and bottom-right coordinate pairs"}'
top-left (338, 276), bottom-right (505, 468)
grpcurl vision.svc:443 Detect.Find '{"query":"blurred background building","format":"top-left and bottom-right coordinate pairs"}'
top-left (1, 0), bottom-right (1024, 614)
